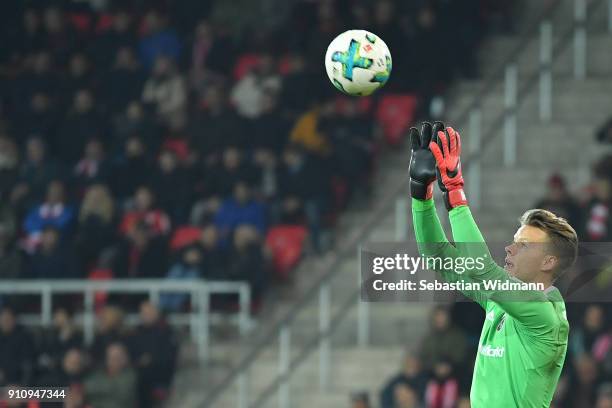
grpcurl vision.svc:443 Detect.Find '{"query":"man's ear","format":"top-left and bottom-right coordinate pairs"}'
top-left (541, 254), bottom-right (558, 272)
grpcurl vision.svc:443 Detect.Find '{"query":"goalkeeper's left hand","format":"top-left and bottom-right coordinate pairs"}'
top-left (430, 126), bottom-right (468, 210)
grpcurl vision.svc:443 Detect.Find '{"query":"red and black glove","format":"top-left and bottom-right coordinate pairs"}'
top-left (429, 126), bottom-right (468, 210)
top-left (409, 122), bottom-right (445, 200)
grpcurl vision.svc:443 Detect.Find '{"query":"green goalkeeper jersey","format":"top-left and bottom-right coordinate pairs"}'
top-left (412, 199), bottom-right (569, 408)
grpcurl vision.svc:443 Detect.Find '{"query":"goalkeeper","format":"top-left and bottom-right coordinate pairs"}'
top-left (409, 122), bottom-right (578, 407)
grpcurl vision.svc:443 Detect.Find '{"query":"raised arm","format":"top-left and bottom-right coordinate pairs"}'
top-left (430, 126), bottom-right (560, 334)
top-left (409, 123), bottom-right (488, 307)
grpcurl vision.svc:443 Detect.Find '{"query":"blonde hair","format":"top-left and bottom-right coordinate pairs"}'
top-left (520, 209), bottom-right (579, 278)
top-left (80, 184), bottom-right (115, 223)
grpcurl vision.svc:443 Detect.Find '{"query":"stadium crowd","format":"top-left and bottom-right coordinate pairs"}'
top-left (1, 301), bottom-right (177, 408)
top-left (0, 0), bottom-right (493, 296)
top-left (0, 0), bottom-right (514, 406)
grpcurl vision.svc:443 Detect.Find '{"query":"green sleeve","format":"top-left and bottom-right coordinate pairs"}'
top-left (449, 205), bottom-right (561, 335)
top-left (411, 198), bottom-right (488, 308)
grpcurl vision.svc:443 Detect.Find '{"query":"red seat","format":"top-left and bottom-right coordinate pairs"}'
top-left (68, 13), bottom-right (92, 32)
top-left (162, 138), bottom-right (190, 161)
top-left (265, 226), bottom-right (307, 279)
top-left (375, 94), bottom-right (418, 146)
top-left (170, 226), bottom-right (202, 251)
top-left (233, 53), bottom-right (261, 80)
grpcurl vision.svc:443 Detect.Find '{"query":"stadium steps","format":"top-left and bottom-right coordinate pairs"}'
top-left (479, 34), bottom-right (612, 78)
top-left (177, 347), bottom-right (406, 408)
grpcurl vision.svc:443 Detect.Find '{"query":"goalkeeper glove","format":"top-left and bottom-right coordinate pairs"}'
top-left (430, 126), bottom-right (468, 210)
top-left (409, 121), bottom-right (445, 200)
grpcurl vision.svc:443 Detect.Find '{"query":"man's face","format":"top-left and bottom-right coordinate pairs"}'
top-left (505, 225), bottom-right (554, 283)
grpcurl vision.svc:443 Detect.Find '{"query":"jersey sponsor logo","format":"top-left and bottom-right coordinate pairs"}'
top-left (479, 344), bottom-right (505, 358)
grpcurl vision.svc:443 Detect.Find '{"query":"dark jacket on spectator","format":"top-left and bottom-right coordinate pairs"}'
top-left (0, 324), bottom-right (35, 384)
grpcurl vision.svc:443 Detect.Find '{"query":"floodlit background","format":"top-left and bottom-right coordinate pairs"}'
top-left (0, 0), bottom-right (611, 407)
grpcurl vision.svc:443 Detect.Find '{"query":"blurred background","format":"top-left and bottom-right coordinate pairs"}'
top-left (0, 0), bottom-right (611, 407)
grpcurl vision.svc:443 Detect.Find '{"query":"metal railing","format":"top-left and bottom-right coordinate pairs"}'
top-left (0, 279), bottom-right (250, 360)
top-left (202, 0), bottom-right (611, 405)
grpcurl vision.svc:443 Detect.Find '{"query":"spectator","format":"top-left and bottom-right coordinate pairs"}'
top-left (15, 8), bottom-right (45, 59)
top-left (13, 51), bottom-right (57, 114)
top-left (278, 53), bottom-right (320, 119)
top-left (226, 224), bottom-right (268, 299)
top-left (0, 204), bottom-right (22, 280)
top-left (319, 98), bottom-right (374, 193)
top-left (74, 184), bottom-right (116, 271)
top-left (83, 343), bottom-right (137, 408)
top-left (563, 354), bottom-right (599, 408)
top-left (380, 352), bottom-right (427, 408)
top-left (89, 305), bottom-right (129, 363)
top-left (250, 93), bottom-right (291, 155)
top-left (23, 180), bottom-right (75, 247)
top-left (37, 307), bottom-right (83, 380)
top-left (215, 182), bottom-right (266, 243)
top-left (189, 85), bottom-right (247, 160)
top-left (160, 245), bottom-right (203, 312)
top-left (0, 137), bottom-right (19, 201)
top-left (100, 47), bottom-right (145, 116)
top-left (393, 384), bottom-right (420, 408)
top-left (119, 186), bottom-right (171, 236)
top-left (28, 225), bottom-right (78, 279)
top-left (72, 138), bottom-right (110, 194)
top-left (57, 89), bottom-right (104, 163)
top-left (38, 346), bottom-right (86, 388)
top-left (535, 173), bottom-right (583, 237)
top-left (424, 359), bottom-right (458, 408)
top-left (64, 384), bottom-right (91, 408)
top-left (153, 148), bottom-right (192, 223)
top-left (61, 53), bottom-right (95, 109)
top-left (110, 136), bottom-right (153, 201)
top-left (200, 225), bottom-right (228, 280)
top-left (205, 147), bottom-right (257, 199)
top-left (42, 6), bottom-right (77, 63)
top-left (16, 92), bottom-right (58, 142)
top-left (90, 9), bottom-right (137, 70)
top-left (141, 55), bottom-right (187, 125)
top-left (570, 305), bottom-right (606, 358)
top-left (584, 157), bottom-right (612, 241)
top-left (418, 306), bottom-right (467, 371)
top-left (278, 145), bottom-right (329, 252)
top-left (596, 383), bottom-right (612, 408)
top-left (231, 53), bottom-right (282, 119)
top-left (139, 11), bottom-right (182, 70)
top-left (289, 104), bottom-right (331, 157)
top-left (111, 102), bottom-right (160, 155)
top-left (0, 307), bottom-right (35, 385)
top-left (130, 301), bottom-right (177, 407)
top-left (115, 221), bottom-right (168, 279)
top-left (188, 20), bottom-right (235, 89)
top-left (11, 137), bottom-right (62, 211)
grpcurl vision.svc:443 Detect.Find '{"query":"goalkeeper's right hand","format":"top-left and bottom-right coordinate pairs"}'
top-left (409, 121), bottom-right (445, 200)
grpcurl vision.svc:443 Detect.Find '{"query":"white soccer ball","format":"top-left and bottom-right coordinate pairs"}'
top-left (325, 29), bottom-right (392, 96)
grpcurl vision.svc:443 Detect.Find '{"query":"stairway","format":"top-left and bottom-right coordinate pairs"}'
top-left (170, 2), bottom-right (612, 407)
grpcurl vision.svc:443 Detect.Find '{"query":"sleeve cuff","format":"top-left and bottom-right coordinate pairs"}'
top-left (411, 197), bottom-right (435, 211)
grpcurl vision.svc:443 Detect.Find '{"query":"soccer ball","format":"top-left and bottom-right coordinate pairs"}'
top-left (325, 29), bottom-right (392, 96)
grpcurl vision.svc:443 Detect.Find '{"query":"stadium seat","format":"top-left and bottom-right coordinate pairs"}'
top-left (265, 225), bottom-right (307, 279)
top-left (68, 13), bottom-right (92, 32)
top-left (375, 94), bottom-right (418, 146)
top-left (170, 226), bottom-right (203, 251)
top-left (233, 53), bottom-right (261, 80)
